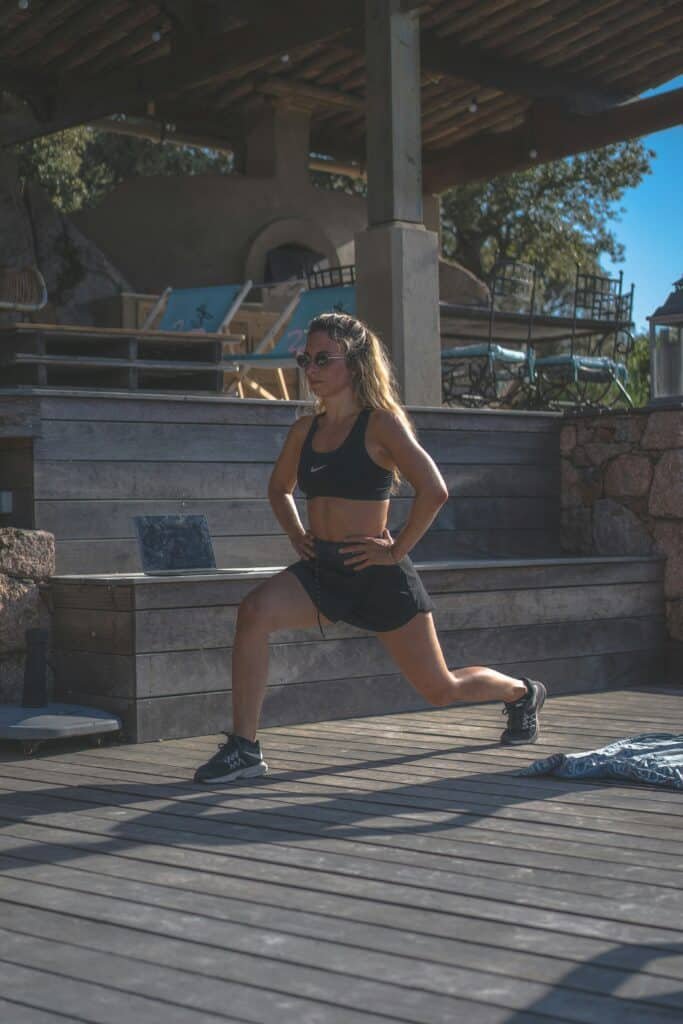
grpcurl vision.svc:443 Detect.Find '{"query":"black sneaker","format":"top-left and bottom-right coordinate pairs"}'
top-left (500, 679), bottom-right (547, 745)
top-left (193, 733), bottom-right (268, 784)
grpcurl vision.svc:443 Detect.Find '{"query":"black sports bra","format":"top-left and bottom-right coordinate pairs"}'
top-left (297, 408), bottom-right (393, 501)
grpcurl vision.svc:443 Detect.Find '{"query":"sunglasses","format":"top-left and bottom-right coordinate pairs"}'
top-left (296, 351), bottom-right (346, 370)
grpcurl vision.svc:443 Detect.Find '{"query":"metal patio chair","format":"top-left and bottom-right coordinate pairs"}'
top-left (535, 267), bottom-right (635, 410)
top-left (441, 259), bottom-right (537, 408)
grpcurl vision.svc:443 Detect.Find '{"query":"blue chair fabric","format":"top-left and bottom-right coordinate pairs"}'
top-left (157, 285), bottom-right (244, 333)
top-left (233, 285), bottom-right (356, 364)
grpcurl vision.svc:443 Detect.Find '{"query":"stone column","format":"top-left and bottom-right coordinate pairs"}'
top-left (245, 100), bottom-right (312, 189)
top-left (355, 0), bottom-right (441, 406)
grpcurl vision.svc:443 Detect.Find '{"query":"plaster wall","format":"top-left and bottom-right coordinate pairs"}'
top-left (71, 173), bottom-right (366, 293)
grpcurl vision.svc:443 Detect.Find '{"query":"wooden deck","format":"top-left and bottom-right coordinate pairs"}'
top-left (0, 685), bottom-right (681, 1023)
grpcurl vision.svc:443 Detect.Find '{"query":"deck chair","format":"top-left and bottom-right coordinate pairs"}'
top-left (143, 281), bottom-right (252, 333)
top-left (224, 283), bottom-right (356, 400)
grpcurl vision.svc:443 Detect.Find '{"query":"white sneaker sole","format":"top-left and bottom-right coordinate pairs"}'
top-left (197, 761), bottom-right (269, 784)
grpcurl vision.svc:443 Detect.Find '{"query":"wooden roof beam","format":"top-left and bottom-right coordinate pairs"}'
top-left (417, 29), bottom-right (630, 115)
top-left (423, 85), bottom-right (683, 193)
top-left (0, 2), bottom-right (364, 147)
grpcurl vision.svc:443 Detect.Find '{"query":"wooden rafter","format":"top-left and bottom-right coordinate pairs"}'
top-left (0, 1), bottom-right (365, 146)
top-left (423, 85), bottom-right (683, 192)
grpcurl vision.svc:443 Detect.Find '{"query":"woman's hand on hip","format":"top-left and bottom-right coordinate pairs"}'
top-left (340, 528), bottom-right (397, 570)
top-left (290, 529), bottom-right (316, 560)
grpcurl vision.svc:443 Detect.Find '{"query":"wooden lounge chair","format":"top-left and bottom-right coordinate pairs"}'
top-left (0, 280), bottom-right (252, 393)
top-left (224, 283), bottom-right (356, 400)
top-left (142, 281), bottom-right (253, 333)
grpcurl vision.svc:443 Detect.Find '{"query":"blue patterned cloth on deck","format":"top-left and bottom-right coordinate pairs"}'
top-left (518, 733), bottom-right (683, 791)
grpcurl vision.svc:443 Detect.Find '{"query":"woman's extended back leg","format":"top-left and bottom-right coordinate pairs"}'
top-left (232, 568), bottom-right (331, 740)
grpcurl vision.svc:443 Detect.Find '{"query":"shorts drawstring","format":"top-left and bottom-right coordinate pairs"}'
top-left (313, 547), bottom-right (325, 637)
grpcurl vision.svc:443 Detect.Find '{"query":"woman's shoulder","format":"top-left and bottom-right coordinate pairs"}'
top-left (290, 412), bottom-right (316, 440)
top-left (367, 407), bottom-right (408, 434)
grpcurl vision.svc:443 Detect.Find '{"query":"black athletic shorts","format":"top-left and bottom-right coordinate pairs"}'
top-left (286, 537), bottom-right (435, 633)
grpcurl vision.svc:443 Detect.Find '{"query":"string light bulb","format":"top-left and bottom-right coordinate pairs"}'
top-left (468, 97), bottom-right (478, 114)
top-left (18, 0), bottom-right (30, 10)
top-left (529, 148), bottom-right (538, 159)
top-left (280, 53), bottom-right (290, 63)
top-left (152, 28), bottom-right (162, 42)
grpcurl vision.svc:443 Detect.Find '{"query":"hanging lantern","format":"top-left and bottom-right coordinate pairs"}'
top-left (648, 275), bottom-right (683, 407)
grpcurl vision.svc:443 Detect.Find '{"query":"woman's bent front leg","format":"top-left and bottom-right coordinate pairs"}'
top-left (232, 568), bottom-right (330, 741)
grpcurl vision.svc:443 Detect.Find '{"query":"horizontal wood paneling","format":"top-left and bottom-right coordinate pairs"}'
top-left (35, 392), bottom-right (559, 431)
top-left (34, 460), bottom-right (559, 501)
top-left (52, 529), bottom-right (562, 574)
top-left (36, 495), bottom-right (558, 540)
top-left (47, 555), bottom-right (664, 611)
top-left (26, 392), bottom-right (560, 575)
top-left (34, 419), bottom-right (557, 466)
top-left (53, 613), bottom-right (666, 698)
top-left (57, 647), bottom-right (663, 742)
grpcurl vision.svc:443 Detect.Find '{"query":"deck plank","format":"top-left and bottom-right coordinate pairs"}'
top-left (0, 687), bottom-right (681, 1023)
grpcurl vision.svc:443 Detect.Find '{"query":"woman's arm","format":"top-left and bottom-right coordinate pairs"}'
top-left (375, 411), bottom-right (449, 561)
top-left (268, 416), bottom-right (315, 558)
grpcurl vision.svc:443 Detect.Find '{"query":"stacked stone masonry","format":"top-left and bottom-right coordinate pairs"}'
top-left (0, 528), bottom-right (55, 702)
top-left (560, 410), bottom-right (683, 645)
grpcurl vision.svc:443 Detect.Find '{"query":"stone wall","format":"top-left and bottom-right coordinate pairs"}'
top-left (0, 528), bottom-right (55, 703)
top-left (560, 409), bottom-right (683, 648)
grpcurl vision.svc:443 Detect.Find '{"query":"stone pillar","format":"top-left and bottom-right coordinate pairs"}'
top-left (355, 0), bottom-right (441, 406)
top-left (0, 528), bottom-right (55, 704)
top-left (245, 100), bottom-right (312, 189)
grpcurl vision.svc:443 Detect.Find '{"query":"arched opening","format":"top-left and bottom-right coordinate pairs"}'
top-left (244, 217), bottom-right (339, 285)
top-left (263, 243), bottom-right (326, 284)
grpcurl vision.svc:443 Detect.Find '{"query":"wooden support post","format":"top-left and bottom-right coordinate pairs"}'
top-left (355, 0), bottom-right (441, 406)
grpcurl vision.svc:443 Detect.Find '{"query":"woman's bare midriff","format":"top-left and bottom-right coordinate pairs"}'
top-left (307, 496), bottom-right (390, 542)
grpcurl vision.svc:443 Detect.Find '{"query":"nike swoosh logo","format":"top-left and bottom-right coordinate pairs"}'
top-left (310, 465), bottom-right (327, 473)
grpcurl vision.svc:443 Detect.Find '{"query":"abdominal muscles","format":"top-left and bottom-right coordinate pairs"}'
top-left (308, 496), bottom-right (391, 542)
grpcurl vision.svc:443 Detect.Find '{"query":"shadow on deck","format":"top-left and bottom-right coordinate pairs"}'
top-left (0, 685), bottom-right (681, 1023)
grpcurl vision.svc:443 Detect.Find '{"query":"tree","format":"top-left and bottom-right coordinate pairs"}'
top-left (440, 140), bottom-right (654, 313)
top-left (14, 124), bottom-right (234, 214)
top-left (625, 331), bottom-right (651, 408)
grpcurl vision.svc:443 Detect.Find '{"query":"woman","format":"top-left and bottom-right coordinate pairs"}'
top-left (194, 313), bottom-right (545, 784)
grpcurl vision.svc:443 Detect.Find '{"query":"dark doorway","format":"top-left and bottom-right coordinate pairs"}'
top-left (264, 244), bottom-right (325, 284)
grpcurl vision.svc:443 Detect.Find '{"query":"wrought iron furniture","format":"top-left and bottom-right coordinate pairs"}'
top-left (535, 267), bottom-right (635, 410)
top-left (441, 259), bottom-right (537, 408)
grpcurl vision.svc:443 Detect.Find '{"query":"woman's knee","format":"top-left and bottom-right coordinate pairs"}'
top-left (422, 681), bottom-right (455, 708)
top-left (237, 587), bottom-right (273, 632)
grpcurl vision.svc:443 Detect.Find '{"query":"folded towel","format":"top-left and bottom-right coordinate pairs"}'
top-left (518, 733), bottom-right (683, 790)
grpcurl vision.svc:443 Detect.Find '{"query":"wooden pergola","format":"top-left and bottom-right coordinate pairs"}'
top-left (2, 0), bottom-right (682, 403)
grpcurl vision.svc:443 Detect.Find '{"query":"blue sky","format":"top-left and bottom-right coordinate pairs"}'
top-left (605, 75), bottom-right (683, 334)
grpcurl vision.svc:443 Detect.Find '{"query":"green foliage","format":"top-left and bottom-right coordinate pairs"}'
top-left (625, 331), bottom-right (651, 408)
top-left (14, 125), bottom-right (234, 214)
top-left (440, 140), bottom-right (654, 313)
top-left (14, 126), bottom-right (91, 212)
top-left (310, 168), bottom-right (367, 198)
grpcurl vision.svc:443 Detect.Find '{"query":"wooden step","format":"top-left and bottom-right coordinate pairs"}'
top-left (48, 555), bottom-right (666, 742)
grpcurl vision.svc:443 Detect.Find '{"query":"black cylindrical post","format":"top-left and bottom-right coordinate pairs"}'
top-left (22, 629), bottom-right (49, 708)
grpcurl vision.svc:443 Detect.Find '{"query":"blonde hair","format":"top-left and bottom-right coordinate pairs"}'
top-left (304, 312), bottom-right (414, 492)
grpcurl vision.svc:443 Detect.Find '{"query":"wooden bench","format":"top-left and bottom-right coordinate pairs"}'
top-left (47, 555), bottom-right (666, 742)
